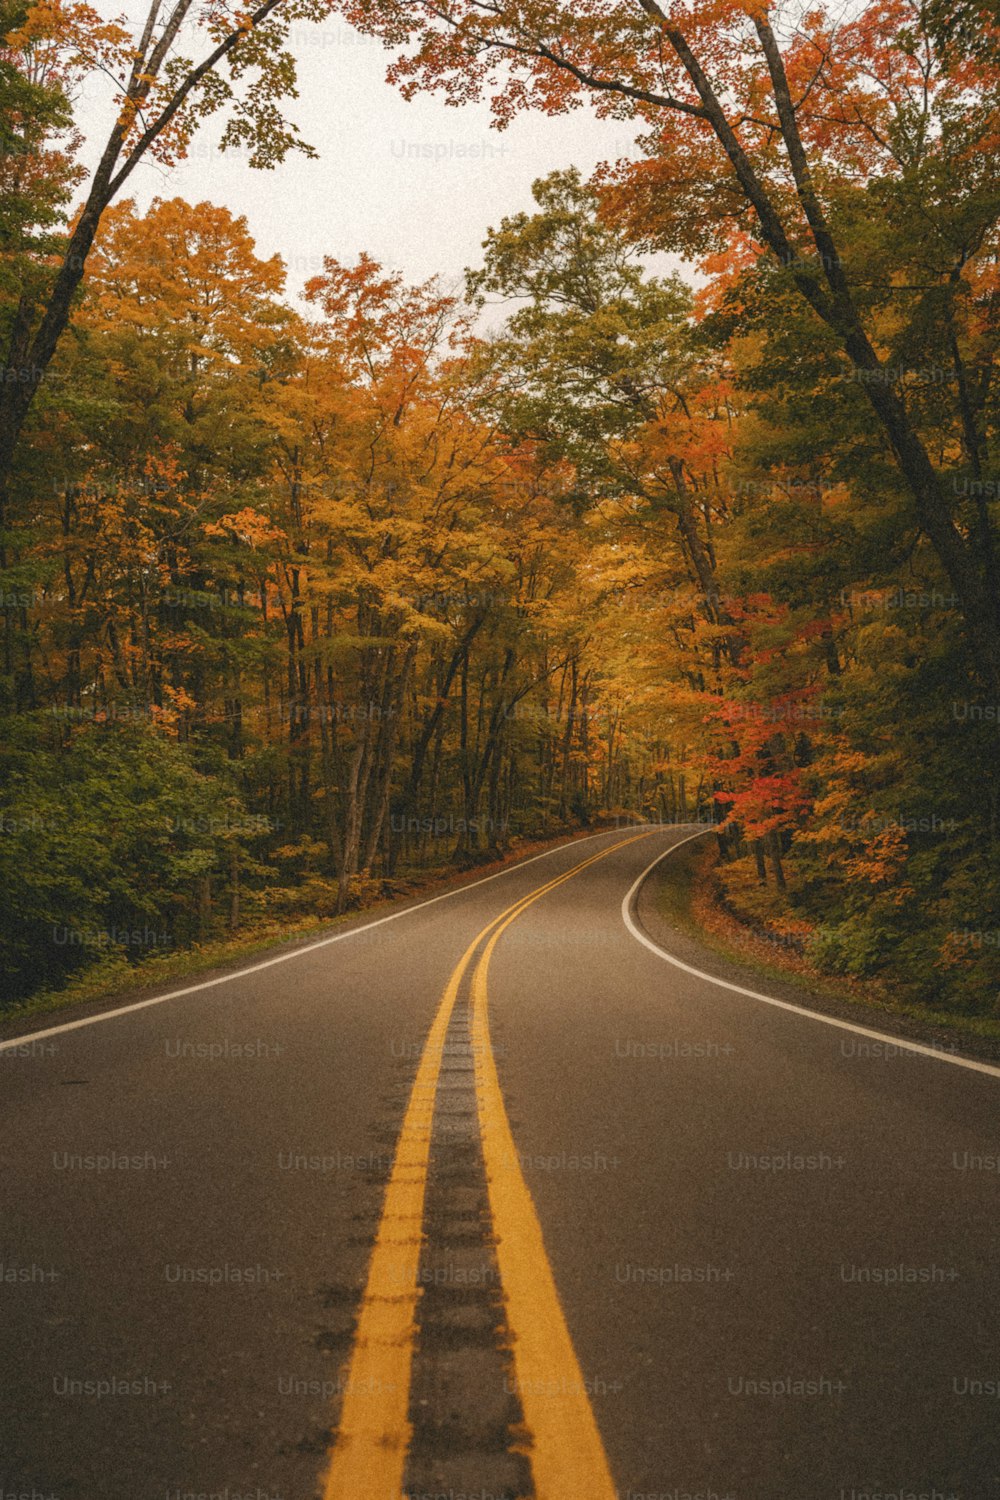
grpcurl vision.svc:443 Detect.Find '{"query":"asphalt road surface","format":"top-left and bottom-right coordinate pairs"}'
top-left (2, 824), bottom-right (999, 1500)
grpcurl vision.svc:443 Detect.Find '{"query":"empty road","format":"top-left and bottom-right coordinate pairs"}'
top-left (2, 825), bottom-right (998, 1500)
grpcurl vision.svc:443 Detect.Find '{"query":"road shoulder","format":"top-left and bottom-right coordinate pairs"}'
top-left (0, 824), bottom-right (630, 1044)
top-left (635, 833), bottom-right (1000, 1068)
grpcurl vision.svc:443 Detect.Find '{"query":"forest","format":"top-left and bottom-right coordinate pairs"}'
top-left (1, 0), bottom-right (999, 1019)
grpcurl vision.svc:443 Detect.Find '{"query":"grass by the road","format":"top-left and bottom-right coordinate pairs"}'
top-left (11, 823), bottom-right (998, 1059)
top-left (0, 825), bottom-right (629, 1033)
top-left (654, 837), bottom-right (1000, 1056)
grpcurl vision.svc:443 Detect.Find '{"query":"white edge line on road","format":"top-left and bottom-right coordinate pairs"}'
top-left (0, 826), bottom-right (638, 1054)
top-left (623, 830), bottom-right (1000, 1083)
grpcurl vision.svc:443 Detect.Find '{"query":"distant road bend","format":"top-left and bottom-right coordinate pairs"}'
top-left (2, 824), bottom-right (999, 1499)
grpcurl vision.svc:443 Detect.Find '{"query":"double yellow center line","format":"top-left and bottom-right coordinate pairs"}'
top-left (322, 833), bottom-right (650, 1499)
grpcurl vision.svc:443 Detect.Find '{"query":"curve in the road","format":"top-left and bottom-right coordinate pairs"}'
top-left (623, 831), bottom-right (1000, 1082)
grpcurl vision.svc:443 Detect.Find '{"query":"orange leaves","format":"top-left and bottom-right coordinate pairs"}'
top-left (153, 685), bottom-right (199, 735)
top-left (76, 197), bottom-right (297, 489)
top-left (597, 136), bottom-right (745, 261)
top-left (691, 234), bottom-right (763, 318)
top-left (801, 807), bottom-right (914, 899)
top-left (304, 253), bottom-right (404, 329)
top-left (304, 254), bottom-right (468, 393)
top-left (204, 509), bottom-right (288, 548)
top-left (795, 746), bottom-right (915, 900)
top-left (842, 822), bottom-right (912, 897)
top-left (88, 197), bottom-right (289, 348)
top-left (7, 0), bottom-right (132, 80)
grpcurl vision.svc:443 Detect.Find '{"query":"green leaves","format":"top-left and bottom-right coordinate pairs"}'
top-left (0, 718), bottom-right (251, 1000)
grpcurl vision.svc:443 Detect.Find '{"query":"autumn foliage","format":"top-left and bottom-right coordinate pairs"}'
top-left (1, 0), bottom-right (999, 1015)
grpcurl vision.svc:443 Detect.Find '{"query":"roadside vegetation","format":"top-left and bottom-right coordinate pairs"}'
top-left (2, 0), bottom-right (999, 1017)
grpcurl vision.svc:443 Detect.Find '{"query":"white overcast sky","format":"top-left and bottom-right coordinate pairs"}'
top-left (73, 14), bottom-right (687, 311)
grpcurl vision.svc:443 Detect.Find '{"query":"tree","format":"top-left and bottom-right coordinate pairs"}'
top-left (333, 0), bottom-right (1000, 689)
top-left (0, 0), bottom-right (325, 502)
top-left (468, 169), bottom-right (738, 635)
top-left (3, 178), bottom-right (996, 1016)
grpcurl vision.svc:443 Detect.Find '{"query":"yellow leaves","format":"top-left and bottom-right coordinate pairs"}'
top-left (936, 929), bottom-right (982, 972)
top-left (843, 824), bottom-right (913, 901)
top-left (798, 740), bottom-right (915, 900)
top-left (148, 686), bottom-right (198, 736)
top-left (5, 0), bottom-right (59, 48)
top-left (158, 633), bottom-right (199, 657)
top-left (205, 509), bottom-right (289, 549)
top-left (85, 198), bottom-right (292, 373)
top-left (14, 0), bottom-right (134, 83)
top-left (825, 748), bottom-right (874, 780)
top-left (163, 685), bottom-right (198, 715)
